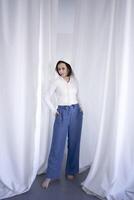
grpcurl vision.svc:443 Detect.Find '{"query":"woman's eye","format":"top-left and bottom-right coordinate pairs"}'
top-left (62, 68), bottom-right (65, 70)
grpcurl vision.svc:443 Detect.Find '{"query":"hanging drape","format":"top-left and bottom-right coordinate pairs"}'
top-left (79, 0), bottom-right (134, 200)
top-left (0, 0), bottom-right (55, 198)
top-left (0, 0), bottom-right (41, 198)
top-left (0, 0), bottom-right (134, 199)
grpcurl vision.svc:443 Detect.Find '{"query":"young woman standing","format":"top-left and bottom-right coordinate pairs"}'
top-left (42, 60), bottom-right (83, 189)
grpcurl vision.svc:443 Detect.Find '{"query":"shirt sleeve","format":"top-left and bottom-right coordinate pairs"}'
top-left (75, 78), bottom-right (83, 110)
top-left (44, 80), bottom-right (58, 114)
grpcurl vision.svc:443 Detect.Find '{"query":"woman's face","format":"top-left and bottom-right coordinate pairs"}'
top-left (57, 63), bottom-right (69, 78)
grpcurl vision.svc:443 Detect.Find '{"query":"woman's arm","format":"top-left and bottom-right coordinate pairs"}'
top-left (75, 78), bottom-right (83, 111)
top-left (44, 80), bottom-right (58, 114)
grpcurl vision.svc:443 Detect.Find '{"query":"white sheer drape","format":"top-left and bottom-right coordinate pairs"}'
top-left (0, 0), bottom-right (41, 198)
top-left (0, 0), bottom-right (55, 198)
top-left (0, 0), bottom-right (134, 199)
top-left (79, 0), bottom-right (134, 200)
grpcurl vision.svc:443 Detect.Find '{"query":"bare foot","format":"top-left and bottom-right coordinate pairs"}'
top-left (42, 178), bottom-right (51, 189)
top-left (66, 175), bottom-right (75, 180)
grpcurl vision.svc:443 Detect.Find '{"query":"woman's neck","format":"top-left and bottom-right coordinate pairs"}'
top-left (63, 76), bottom-right (70, 83)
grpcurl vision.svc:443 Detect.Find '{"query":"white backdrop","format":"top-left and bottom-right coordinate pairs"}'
top-left (0, 0), bottom-right (41, 198)
top-left (0, 0), bottom-right (134, 199)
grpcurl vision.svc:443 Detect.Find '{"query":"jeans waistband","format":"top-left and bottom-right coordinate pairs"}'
top-left (58, 104), bottom-right (79, 109)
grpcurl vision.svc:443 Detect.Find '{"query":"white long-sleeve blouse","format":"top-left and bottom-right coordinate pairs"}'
top-left (44, 75), bottom-right (81, 114)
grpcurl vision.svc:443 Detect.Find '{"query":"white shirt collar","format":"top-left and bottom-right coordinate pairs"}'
top-left (58, 75), bottom-right (73, 84)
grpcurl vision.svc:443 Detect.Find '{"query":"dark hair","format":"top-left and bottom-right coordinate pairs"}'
top-left (55, 60), bottom-right (73, 77)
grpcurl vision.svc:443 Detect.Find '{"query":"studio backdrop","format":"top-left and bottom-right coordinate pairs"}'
top-left (0, 0), bottom-right (134, 199)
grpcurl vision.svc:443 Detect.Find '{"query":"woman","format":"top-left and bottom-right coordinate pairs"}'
top-left (42, 60), bottom-right (83, 189)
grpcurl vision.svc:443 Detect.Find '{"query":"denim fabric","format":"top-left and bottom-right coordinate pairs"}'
top-left (46, 104), bottom-right (83, 179)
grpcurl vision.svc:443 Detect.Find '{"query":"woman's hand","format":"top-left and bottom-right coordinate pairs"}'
top-left (79, 106), bottom-right (83, 113)
top-left (55, 111), bottom-right (60, 116)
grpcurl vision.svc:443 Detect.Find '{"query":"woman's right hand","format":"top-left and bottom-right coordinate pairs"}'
top-left (55, 111), bottom-right (60, 116)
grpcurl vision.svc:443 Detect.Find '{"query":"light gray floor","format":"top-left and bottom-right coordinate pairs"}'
top-left (6, 168), bottom-right (99, 200)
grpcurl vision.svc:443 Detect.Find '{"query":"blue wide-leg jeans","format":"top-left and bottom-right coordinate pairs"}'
top-left (46, 104), bottom-right (83, 179)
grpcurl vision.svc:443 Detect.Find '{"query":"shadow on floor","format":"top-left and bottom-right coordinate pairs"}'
top-left (7, 168), bottom-right (99, 200)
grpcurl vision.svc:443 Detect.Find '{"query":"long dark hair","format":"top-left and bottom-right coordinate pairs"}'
top-left (55, 60), bottom-right (73, 77)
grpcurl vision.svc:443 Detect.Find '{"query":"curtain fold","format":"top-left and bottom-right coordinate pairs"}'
top-left (0, 0), bottom-right (41, 198)
top-left (81, 0), bottom-right (134, 199)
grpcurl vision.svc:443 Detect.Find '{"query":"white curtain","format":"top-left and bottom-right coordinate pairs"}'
top-left (0, 0), bottom-right (134, 199)
top-left (0, 0), bottom-right (41, 198)
top-left (79, 0), bottom-right (134, 200)
top-left (0, 0), bottom-right (53, 198)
